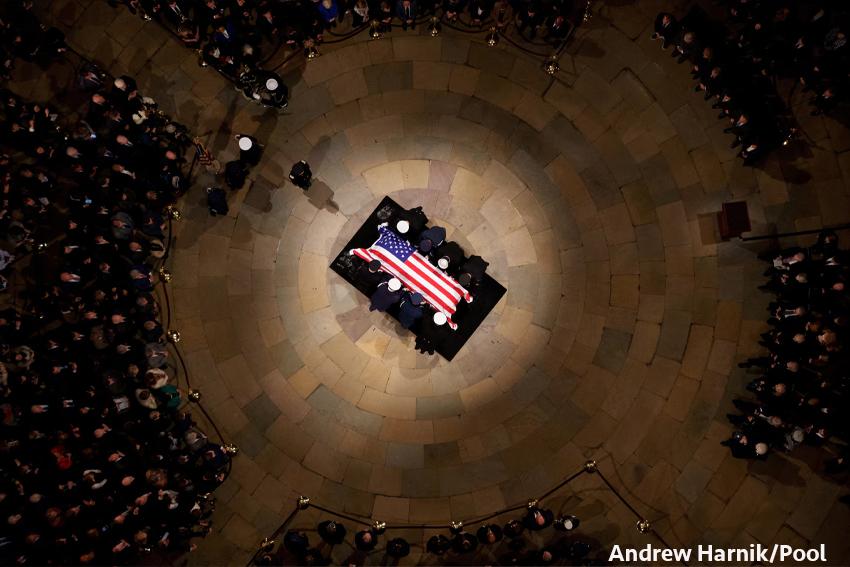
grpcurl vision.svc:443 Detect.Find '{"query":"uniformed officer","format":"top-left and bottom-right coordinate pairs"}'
top-left (398, 292), bottom-right (423, 329)
top-left (461, 255), bottom-right (488, 280)
top-left (395, 205), bottom-right (428, 239)
top-left (431, 241), bottom-right (465, 272)
top-left (358, 259), bottom-right (385, 287)
top-left (415, 310), bottom-right (447, 355)
top-left (289, 160), bottom-right (312, 190)
top-left (417, 225), bottom-right (446, 251)
top-left (235, 134), bottom-right (262, 165)
top-left (369, 277), bottom-right (403, 312)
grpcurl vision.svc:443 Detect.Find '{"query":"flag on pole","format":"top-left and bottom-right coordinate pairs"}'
top-left (351, 225), bottom-right (471, 330)
top-left (196, 140), bottom-right (213, 166)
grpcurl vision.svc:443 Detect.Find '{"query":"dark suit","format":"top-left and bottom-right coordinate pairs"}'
top-left (387, 538), bottom-right (410, 558)
top-left (355, 529), bottom-right (377, 551)
top-left (369, 277), bottom-right (402, 312)
top-left (523, 507), bottom-right (554, 530)
top-left (545, 17), bottom-right (570, 45)
top-left (729, 118), bottom-right (753, 145)
top-left (518, 9), bottom-right (544, 38)
top-left (317, 520), bottom-right (346, 544)
top-left (256, 13), bottom-right (278, 38)
top-left (476, 524), bottom-right (503, 544)
top-left (452, 532), bottom-right (478, 553)
top-left (396, 0), bottom-right (418, 30)
top-left (653, 13), bottom-right (680, 48)
top-left (160, 0), bottom-right (189, 26)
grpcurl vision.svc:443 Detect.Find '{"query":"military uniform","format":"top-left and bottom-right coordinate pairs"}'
top-left (369, 277), bottom-right (403, 312)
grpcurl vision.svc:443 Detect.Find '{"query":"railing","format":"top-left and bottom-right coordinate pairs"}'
top-left (248, 460), bottom-right (686, 567)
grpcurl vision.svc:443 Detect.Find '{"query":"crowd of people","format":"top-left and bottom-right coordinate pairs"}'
top-left (0, 2), bottom-right (232, 565)
top-left (656, 1), bottom-right (847, 165)
top-left (120, 0), bottom-right (576, 93)
top-left (273, 507), bottom-right (583, 565)
top-left (721, 229), bottom-right (848, 479)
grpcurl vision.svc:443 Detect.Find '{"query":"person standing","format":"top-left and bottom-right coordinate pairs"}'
top-left (651, 12), bottom-right (680, 50)
top-left (397, 0), bottom-right (418, 31)
top-left (289, 160), bottom-right (312, 190)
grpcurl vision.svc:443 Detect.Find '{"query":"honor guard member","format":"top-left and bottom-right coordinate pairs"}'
top-left (393, 219), bottom-right (411, 239)
top-left (358, 259), bottom-right (385, 287)
top-left (458, 256), bottom-right (490, 287)
top-left (395, 205), bottom-right (428, 239)
top-left (235, 134), bottom-right (262, 166)
top-left (369, 277), bottom-right (403, 312)
top-left (398, 292), bottom-right (424, 329)
top-left (431, 241), bottom-right (465, 272)
top-left (257, 73), bottom-right (289, 108)
top-left (415, 310), bottom-right (447, 355)
top-left (317, 520), bottom-right (346, 544)
top-left (289, 160), bottom-right (312, 190)
top-left (417, 225), bottom-right (446, 252)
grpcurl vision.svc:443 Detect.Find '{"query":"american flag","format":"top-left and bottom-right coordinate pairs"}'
top-left (196, 141), bottom-right (213, 166)
top-left (351, 225), bottom-right (471, 330)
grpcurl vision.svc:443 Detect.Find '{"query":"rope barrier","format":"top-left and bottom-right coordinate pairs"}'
top-left (247, 461), bottom-right (689, 566)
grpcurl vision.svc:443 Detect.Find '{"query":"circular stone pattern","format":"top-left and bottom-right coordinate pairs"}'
top-left (171, 31), bottom-right (843, 557)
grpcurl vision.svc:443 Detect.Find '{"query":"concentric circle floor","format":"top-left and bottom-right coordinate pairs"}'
top-left (158, 12), bottom-right (850, 567)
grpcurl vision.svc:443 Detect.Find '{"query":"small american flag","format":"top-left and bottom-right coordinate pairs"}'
top-left (196, 141), bottom-right (213, 166)
top-left (351, 225), bottom-right (471, 330)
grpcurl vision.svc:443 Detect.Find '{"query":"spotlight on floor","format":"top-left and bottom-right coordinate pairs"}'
top-left (636, 519), bottom-right (651, 534)
top-left (167, 330), bottom-right (181, 343)
top-left (225, 443), bottom-right (239, 456)
top-left (544, 56), bottom-right (559, 75)
top-left (188, 389), bottom-right (201, 403)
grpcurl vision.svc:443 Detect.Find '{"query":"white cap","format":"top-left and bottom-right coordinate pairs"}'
top-left (388, 278), bottom-right (401, 291)
top-left (563, 519), bottom-right (573, 530)
top-left (396, 220), bottom-right (409, 234)
top-left (433, 312), bottom-right (447, 326)
top-left (238, 137), bottom-right (253, 151)
top-left (438, 258), bottom-right (449, 270)
top-left (266, 78), bottom-right (279, 91)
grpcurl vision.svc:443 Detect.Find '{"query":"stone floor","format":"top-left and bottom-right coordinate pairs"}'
top-left (17, 0), bottom-right (850, 565)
